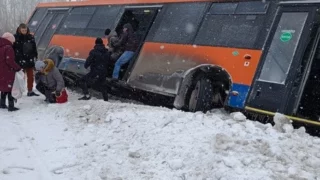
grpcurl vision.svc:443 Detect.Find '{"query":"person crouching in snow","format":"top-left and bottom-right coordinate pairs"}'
top-left (78, 37), bottom-right (109, 101)
top-left (34, 59), bottom-right (67, 103)
top-left (0, 33), bottom-right (22, 111)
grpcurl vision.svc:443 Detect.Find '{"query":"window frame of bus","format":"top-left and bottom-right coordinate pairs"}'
top-left (194, 1), bottom-right (270, 49)
top-left (27, 8), bottom-right (48, 33)
top-left (57, 5), bottom-right (121, 37)
top-left (146, 2), bottom-right (209, 45)
top-left (258, 12), bottom-right (309, 84)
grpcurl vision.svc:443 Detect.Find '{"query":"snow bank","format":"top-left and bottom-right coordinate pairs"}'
top-left (1, 92), bottom-right (320, 180)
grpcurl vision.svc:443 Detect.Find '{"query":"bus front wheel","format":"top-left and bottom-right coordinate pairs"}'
top-left (188, 77), bottom-right (215, 113)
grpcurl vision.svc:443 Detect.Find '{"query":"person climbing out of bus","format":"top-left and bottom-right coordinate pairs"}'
top-left (13, 23), bottom-right (39, 97)
top-left (122, 10), bottom-right (139, 32)
top-left (104, 28), bottom-right (123, 62)
top-left (34, 59), bottom-right (68, 104)
top-left (112, 23), bottom-right (138, 79)
top-left (78, 37), bottom-right (109, 101)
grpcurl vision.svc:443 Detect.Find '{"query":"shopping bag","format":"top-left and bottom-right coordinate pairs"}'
top-left (56, 88), bottom-right (68, 104)
top-left (12, 70), bottom-right (26, 99)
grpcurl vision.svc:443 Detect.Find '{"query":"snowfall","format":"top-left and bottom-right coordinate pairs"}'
top-left (1, 90), bottom-right (320, 180)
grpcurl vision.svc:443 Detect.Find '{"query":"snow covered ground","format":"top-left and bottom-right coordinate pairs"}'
top-left (1, 90), bottom-right (320, 180)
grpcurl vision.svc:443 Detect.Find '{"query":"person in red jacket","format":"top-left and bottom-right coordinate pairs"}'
top-left (0, 33), bottom-right (22, 111)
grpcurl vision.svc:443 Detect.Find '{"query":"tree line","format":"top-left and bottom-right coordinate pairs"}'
top-left (0, 0), bottom-right (76, 35)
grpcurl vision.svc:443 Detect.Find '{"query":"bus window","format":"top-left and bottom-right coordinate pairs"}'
top-left (208, 3), bottom-right (237, 15)
top-left (147, 2), bottom-right (208, 44)
top-left (235, 1), bottom-right (269, 14)
top-left (194, 2), bottom-right (268, 49)
top-left (28, 8), bottom-right (47, 33)
top-left (259, 12), bottom-right (308, 84)
top-left (85, 6), bottom-right (121, 37)
top-left (58, 7), bottom-right (96, 36)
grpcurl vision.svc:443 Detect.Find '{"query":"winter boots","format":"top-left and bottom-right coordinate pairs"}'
top-left (0, 95), bottom-right (7, 109)
top-left (27, 91), bottom-right (40, 97)
top-left (0, 92), bottom-right (19, 112)
top-left (8, 99), bottom-right (19, 112)
top-left (78, 94), bottom-right (91, 100)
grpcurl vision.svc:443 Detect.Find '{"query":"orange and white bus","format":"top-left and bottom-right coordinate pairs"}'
top-left (28, 0), bottom-right (320, 128)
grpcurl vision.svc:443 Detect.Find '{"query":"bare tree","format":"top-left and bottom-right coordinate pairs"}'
top-left (0, 0), bottom-right (74, 35)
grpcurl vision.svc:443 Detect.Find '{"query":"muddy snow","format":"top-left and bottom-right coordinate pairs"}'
top-left (1, 91), bottom-right (320, 180)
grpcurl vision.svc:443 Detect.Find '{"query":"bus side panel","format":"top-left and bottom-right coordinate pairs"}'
top-left (49, 34), bottom-right (97, 59)
top-left (127, 42), bottom-right (262, 108)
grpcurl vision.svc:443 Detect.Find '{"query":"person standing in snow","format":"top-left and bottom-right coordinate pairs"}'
top-left (112, 23), bottom-right (138, 79)
top-left (34, 59), bottom-right (66, 103)
top-left (13, 23), bottom-right (39, 97)
top-left (78, 37), bottom-right (109, 101)
top-left (0, 33), bottom-right (22, 111)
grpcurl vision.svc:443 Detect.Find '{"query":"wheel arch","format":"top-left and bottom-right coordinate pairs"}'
top-left (174, 64), bottom-right (233, 109)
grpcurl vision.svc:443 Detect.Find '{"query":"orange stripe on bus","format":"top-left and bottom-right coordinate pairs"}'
top-left (50, 35), bottom-right (99, 59)
top-left (140, 42), bottom-right (262, 85)
top-left (49, 35), bottom-right (262, 85)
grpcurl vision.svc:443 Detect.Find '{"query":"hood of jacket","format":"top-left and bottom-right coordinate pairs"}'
top-left (0, 37), bottom-right (12, 48)
top-left (94, 44), bottom-right (107, 53)
top-left (16, 27), bottom-right (31, 36)
top-left (43, 59), bottom-right (55, 75)
top-left (123, 23), bottom-right (134, 34)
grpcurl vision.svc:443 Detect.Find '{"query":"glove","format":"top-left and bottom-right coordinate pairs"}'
top-left (55, 91), bottom-right (61, 97)
top-left (35, 72), bottom-right (41, 81)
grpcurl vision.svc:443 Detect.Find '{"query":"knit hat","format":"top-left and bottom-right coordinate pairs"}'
top-left (2, 32), bottom-right (15, 44)
top-left (35, 60), bottom-right (46, 71)
top-left (95, 37), bottom-right (103, 45)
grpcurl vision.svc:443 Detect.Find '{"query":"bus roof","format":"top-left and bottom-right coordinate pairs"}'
top-left (37, 0), bottom-right (213, 8)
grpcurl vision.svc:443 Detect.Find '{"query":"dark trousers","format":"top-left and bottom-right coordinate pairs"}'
top-left (0, 92), bottom-right (15, 108)
top-left (78, 72), bottom-right (108, 101)
top-left (36, 82), bottom-right (56, 103)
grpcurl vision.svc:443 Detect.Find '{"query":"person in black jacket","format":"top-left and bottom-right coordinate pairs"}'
top-left (78, 38), bottom-right (109, 101)
top-left (13, 23), bottom-right (39, 97)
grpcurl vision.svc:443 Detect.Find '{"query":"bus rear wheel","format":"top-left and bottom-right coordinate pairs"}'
top-left (188, 78), bottom-right (215, 113)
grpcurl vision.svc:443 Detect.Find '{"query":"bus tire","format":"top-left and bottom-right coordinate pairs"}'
top-left (188, 77), bottom-right (214, 113)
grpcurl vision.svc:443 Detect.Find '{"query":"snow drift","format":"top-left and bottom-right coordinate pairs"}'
top-left (0, 91), bottom-right (320, 180)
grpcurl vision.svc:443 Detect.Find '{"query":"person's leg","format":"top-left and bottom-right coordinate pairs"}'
top-left (78, 75), bottom-right (92, 100)
top-left (35, 82), bottom-right (46, 96)
top-left (96, 75), bottom-right (108, 101)
top-left (112, 51), bottom-right (134, 79)
top-left (26, 68), bottom-right (39, 96)
top-left (8, 92), bottom-right (19, 112)
top-left (0, 92), bottom-right (8, 109)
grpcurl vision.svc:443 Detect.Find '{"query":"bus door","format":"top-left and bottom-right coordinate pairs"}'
top-left (34, 9), bottom-right (68, 59)
top-left (247, 5), bottom-right (317, 113)
top-left (112, 5), bottom-right (161, 80)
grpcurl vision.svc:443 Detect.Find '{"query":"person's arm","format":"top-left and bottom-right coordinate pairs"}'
top-left (30, 35), bottom-right (38, 59)
top-left (35, 72), bottom-right (42, 84)
top-left (4, 46), bottom-right (21, 71)
top-left (113, 32), bottom-right (128, 48)
top-left (53, 68), bottom-right (65, 93)
top-left (84, 50), bottom-right (94, 69)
